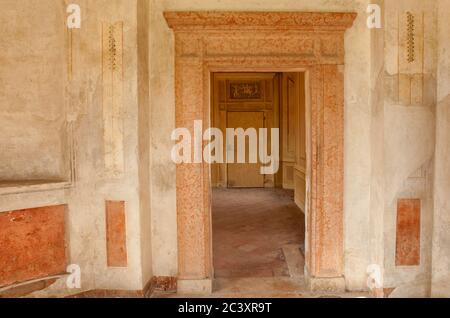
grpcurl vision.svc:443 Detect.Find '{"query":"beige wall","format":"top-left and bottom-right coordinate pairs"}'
top-left (382, 0), bottom-right (438, 298)
top-left (0, 0), bottom-right (68, 181)
top-left (432, 0), bottom-right (450, 298)
top-left (63, 0), bottom-right (150, 292)
top-left (368, 0), bottom-right (385, 289)
top-left (0, 0), bottom-right (152, 294)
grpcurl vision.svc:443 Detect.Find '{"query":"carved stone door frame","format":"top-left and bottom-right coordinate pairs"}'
top-left (165, 11), bottom-right (356, 294)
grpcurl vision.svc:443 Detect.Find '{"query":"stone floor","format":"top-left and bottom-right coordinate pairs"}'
top-left (212, 188), bottom-right (305, 279)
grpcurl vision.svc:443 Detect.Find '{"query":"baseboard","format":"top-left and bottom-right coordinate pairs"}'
top-left (67, 276), bottom-right (177, 298)
top-left (305, 268), bottom-right (346, 293)
top-left (306, 276), bottom-right (346, 293)
top-left (68, 289), bottom-right (146, 298)
top-left (177, 279), bottom-right (212, 295)
top-left (0, 277), bottom-right (60, 298)
top-left (150, 276), bottom-right (177, 293)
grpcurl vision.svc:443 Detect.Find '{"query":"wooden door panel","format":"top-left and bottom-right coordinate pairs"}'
top-left (227, 111), bottom-right (265, 188)
top-left (212, 73), bottom-right (279, 188)
top-left (281, 73), bottom-right (298, 189)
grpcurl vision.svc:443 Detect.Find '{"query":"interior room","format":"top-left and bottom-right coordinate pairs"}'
top-left (211, 73), bottom-right (307, 294)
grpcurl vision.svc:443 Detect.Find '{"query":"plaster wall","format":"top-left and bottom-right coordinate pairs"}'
top-left (0, 0), bottom-right (68, 181)
top-left (0, 0), bottom-right (152, 293)
top-left (431, 0), bottom-right (450, 298)
top-left (368, 0), bottom-right (385, 287)
top-left (62, 0), bottom-right (149, 291)
top-left (379, 0), bottom-right (440, 298)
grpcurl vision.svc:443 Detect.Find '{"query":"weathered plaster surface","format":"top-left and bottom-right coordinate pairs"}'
top-left (0, 0), bottom-right (68, 181)
top-left (432, 0), bottom-right (450, 298)
top-left (382, 0), bottom-right (437, 298)
top-left (368, 0), bottom-right (385, 295)
top-left (1, 0), bottom-right (152, 294)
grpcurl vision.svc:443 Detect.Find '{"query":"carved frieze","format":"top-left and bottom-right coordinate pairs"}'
top-left (204, 35), bottom-right (315, 58)
top-left (164, 11), bottom-right (357, 31)
top-left (170, 12), bottom-right (355, 64)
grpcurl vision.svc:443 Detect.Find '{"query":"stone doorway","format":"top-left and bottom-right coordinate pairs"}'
top-left (164, 11), bottom-right (356, 294)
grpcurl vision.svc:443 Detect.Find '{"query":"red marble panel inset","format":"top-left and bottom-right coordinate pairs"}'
top-left (396, 199), bottom-right (421, 266)
top-left (106, 201), bottom-right (128, 267)
top-left (0, 205), bottom-right (67, 287)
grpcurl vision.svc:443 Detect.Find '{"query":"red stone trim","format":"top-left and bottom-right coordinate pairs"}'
top-left (105, 201), bottom-right (128, 267)
top-left (166, 11), bottom-right (356, 292)
top-left (0, 205), bottom-right (67, 287)
top-left (396, 199), bottom-right (421, 266)
top-left (151, 276), bottom-right (177, 292)
top-left (164, 11), bottom-right (357, 31)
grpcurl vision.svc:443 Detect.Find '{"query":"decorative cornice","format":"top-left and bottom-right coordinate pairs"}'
top-left (164, 11), bottom-right (357, 31)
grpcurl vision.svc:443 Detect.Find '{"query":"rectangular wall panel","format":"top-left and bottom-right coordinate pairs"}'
top-left (396, 199), bottom-right (421, 266)
top-left (102, 22), bottom-right (124, 177)
top-left (106, 201), bottom-right (128, 267)
top-left (0, 206), bottom-right (67, 287)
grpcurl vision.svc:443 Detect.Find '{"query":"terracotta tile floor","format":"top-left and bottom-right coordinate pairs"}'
top-left (212, 188), bottom-right (305, 279)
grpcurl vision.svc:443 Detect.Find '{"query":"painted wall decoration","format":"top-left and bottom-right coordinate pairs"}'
top-left (102, 22), bottom-right (124, 177)
top-left (406, 12), bottom-right (416, 63)
top-left (229, 82), bottom-right (262, 100)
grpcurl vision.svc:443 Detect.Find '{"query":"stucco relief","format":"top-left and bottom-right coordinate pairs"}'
top-left (165, 11), bottom-right (356, 293)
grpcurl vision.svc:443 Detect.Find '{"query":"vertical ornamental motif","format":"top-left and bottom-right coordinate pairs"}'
top-left (102, 22), bottom-right (124, 177)
top-left (406, 12), bottom-right (415, 63)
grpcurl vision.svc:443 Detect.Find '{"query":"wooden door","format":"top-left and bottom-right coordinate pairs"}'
top-left (281, 73), bottom-right (299, 190)
top-left (294, 73), bottom-right (306, 211)
top-left (281, 72), bottom-right (306, 211)
top-left (227, 111), bottom-right (265, 188)
top-left (211, 73), bottom-right (279, 188)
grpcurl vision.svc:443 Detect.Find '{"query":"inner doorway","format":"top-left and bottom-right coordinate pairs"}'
top-left (211, 72), bottom-right (307, 291)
